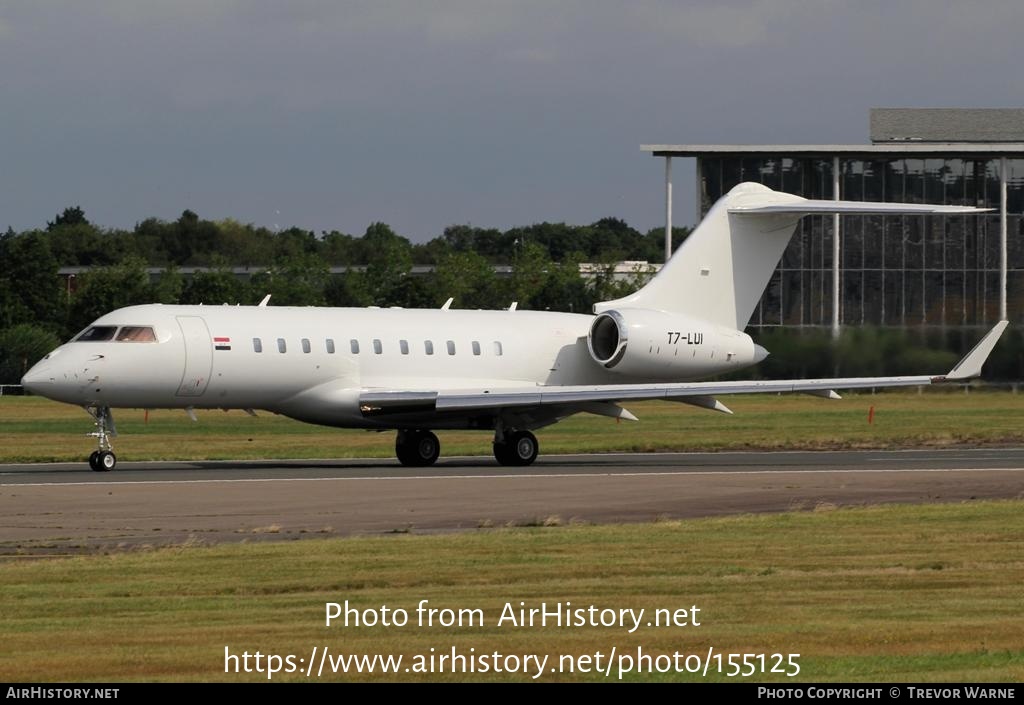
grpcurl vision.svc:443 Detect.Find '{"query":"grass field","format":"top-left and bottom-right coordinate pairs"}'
top-left (1, 501), bottom-right (1022, 682)
top-left (3, 387), bottom-right (1024, 463)
top-left (3, 390), bottom-right (1023, 683)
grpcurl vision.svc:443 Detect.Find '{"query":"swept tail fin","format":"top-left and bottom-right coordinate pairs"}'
top-left (594, 182), bottom-right (992, 330)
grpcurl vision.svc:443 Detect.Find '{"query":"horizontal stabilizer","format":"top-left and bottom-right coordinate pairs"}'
top-left (730, 200), bottom-right (993, 216)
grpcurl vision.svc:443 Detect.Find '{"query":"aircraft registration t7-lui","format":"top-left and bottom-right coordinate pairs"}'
top-left (21, 183), bottom-right (1008, 471)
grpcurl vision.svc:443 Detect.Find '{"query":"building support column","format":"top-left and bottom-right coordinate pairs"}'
top-left (1000, 157), bottom-right (1008, 322)
top-left (664, 156), bottom-right (673, 263)
top-left (832, 156), bottom-right (841, 339)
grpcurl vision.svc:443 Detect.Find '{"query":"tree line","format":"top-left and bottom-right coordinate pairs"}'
top-left (0, 206), bottom-right (688, 383)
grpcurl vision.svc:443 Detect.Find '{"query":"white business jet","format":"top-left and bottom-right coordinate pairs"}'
top-left (21, 183), bottom-right (1007, 471)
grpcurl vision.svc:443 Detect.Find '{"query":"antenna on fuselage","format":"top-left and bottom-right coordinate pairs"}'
top-left (441, 297), bottom-right (453, 310)
top-left (258, 294), bottom-right (272, 307)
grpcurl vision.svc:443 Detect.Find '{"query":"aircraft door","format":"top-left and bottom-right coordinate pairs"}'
top-left (176, 316), bottom-right (213, 396)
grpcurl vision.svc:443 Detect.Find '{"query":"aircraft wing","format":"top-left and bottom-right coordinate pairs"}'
top-left (360, 321), bottom-right (1008, 418)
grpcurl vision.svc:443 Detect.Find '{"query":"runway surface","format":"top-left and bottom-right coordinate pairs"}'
top-left (2, 449), bottom-right (1023, 555)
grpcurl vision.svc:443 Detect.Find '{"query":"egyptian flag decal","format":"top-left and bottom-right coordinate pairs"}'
top-left (214, 336), bottom-right (232, 351)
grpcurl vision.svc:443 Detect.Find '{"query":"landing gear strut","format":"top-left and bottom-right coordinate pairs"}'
top-left (493, 429), bottom-right (538, 466)
top-left (85, 405), bottom-right (117, 472)
top-left (395, 429), bottom-right (440, 467)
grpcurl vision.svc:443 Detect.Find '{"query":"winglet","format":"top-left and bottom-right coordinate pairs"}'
top-left (937, 320), bottom-right (1008, 382)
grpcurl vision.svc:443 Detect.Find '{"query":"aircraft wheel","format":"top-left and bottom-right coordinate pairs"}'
top-left (494, 431), bottom-right (538, 466)
top-left (493, 441), bottom-right (512, 466)
top-left (89, 451), bottom-right (101, 471)
top-left (396, 430), bottom-right (440, 467)
top-left (94, 451), bottom-right (116, 472)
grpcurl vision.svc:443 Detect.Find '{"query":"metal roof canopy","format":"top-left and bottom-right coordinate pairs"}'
top-left (641, 143), bottom-right (1024, 157)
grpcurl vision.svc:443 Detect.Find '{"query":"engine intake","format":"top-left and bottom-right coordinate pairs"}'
top-left (587, 310), bottom-right (628, 367)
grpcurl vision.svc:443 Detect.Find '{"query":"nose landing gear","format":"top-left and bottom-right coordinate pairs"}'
top-left (85, 405), bottom-right (117, 472)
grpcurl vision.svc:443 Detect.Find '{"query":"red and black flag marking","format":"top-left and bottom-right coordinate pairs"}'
top-left (214, 336), bottom-right (232, 351)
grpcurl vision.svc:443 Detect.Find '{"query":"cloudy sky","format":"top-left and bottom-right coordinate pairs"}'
top-left (2, 1), bottom-right (1022, 241)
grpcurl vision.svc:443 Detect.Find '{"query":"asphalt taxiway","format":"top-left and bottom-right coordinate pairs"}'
top-left (2, 449), bottom-right (1022, 555)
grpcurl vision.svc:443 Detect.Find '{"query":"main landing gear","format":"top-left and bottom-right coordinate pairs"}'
top-left (393, 427), bottom-right (540, 467)
top-left (395, 429), bottom-right (441, 467)
top-left (493, 429), bottom-right (538, 467)
top-left (85, 405), bottom-right (117, 472)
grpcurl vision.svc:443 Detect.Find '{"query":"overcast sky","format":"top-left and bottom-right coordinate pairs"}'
top-left (2, 1), bottom-right (1023, 242)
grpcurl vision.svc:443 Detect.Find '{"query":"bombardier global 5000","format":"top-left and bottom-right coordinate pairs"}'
top-left (21, 183), bottom-right (1008, 471)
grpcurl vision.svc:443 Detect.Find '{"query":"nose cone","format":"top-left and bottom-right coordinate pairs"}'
top-left (753, 344), bottom-right (770, 364)
top-left (20, 362), bottom-right (52, 395)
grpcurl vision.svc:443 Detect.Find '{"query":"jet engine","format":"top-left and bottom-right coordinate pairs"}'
top-left (587, 308), bottom-right (767, 379)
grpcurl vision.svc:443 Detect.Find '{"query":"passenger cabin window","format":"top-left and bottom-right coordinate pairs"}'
top-left (446, 340), bottom-right (456, 355)
top-left (116, 326), bottom-right (157, 342)
top-left (373, 339), bottom-right (382, 354)
top-left (350, 339), bottom-right (360, 354)
top-left (400, 340), bottom-right (409, 355)
top-left (326, 338), bottom-right (335, 354)
top-left (253, 338), bottom-right (263, 353)
top-left (277, 338), bottom-right (287, 353)
top-left (301, 338), bottom-right (311, 354)
top-left (472, 341), bottom-right (481, 356)
top-left (424, 340), bottom-right (434, 355)
top-left (493, 341), bottom-right (503, 356)
top-left (74, 326), bottom-right (117, 342)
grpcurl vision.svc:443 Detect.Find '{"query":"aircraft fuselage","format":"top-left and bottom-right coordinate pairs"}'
top-left (22, 303), bottom-right (755, 430)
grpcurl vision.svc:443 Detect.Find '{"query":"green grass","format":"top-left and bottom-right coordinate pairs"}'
top-left (1, 501), bottom-right (1022, 682)
top-left (3, 388), bottom-right (1024, 463)
top-left (4, 391), bottom-right (1022, 682)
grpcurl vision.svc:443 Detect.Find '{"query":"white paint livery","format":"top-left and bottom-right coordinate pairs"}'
top-left (21, 183), bottom-right (1008, 471)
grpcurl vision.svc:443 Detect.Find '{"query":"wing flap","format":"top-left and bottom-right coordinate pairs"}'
top-left (428, 375), bottom-right (936, 413)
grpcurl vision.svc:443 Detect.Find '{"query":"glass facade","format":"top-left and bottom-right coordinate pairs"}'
top-left (698, 155), bottom-right (1024, 330)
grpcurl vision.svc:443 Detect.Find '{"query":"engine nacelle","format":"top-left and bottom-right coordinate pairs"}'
top-left (587, 308), bottom-right (766, 379)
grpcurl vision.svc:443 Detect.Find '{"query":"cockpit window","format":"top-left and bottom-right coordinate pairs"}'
top-left (116, 326), bottom-right (157, 342)
top-left (74, 326), bottom-right (118, 342)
